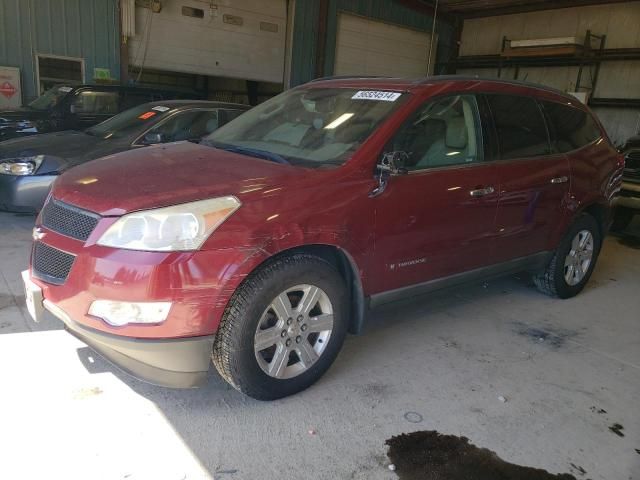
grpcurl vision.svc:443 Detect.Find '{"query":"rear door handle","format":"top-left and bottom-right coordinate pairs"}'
top-left (469, 186), bottom-right (495, 197)
top-left (550, 176), bottom-right (568, 184)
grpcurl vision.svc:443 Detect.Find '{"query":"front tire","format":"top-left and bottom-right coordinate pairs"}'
top-left (534, 214), bottom-right (601, 299)
top-left (212, 253), bottom-right (348, 400)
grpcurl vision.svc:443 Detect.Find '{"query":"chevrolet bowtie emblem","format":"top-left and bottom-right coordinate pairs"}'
top-left (32, 227), bottom-right (45, 241)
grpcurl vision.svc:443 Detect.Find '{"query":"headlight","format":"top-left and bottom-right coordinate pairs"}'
top-left (0, 155), bottom-right (44, 176)
top-left (97, 196), bottom-right (241, 251)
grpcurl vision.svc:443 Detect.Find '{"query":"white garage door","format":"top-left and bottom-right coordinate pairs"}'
top-left (128, 0), bottom-right (287, 83)
top-left (334, 13), bottom-right (436, 78)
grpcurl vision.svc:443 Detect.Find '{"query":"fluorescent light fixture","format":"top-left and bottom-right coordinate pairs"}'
top-left (324, 113), bottom-right (354, 129)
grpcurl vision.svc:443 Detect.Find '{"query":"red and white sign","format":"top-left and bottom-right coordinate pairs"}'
top-left (0, 67), bottom-right (21, 108)
top-left (0, 81), bottom-right (17, 99)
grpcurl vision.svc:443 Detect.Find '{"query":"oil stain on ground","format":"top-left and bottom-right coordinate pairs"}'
top-left (608, 423), bottom-right (625, 437)
top-left (512, 322), bottom-right (578, 349)
top-left (386, 431), bottom-right (577, 480)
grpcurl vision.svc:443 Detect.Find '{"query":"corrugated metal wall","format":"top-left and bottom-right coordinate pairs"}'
top-left (290, 0), bottom-right (455, 86)
top-left (456, 1), bottom-right (640, 144)
top-left (290, 0), bottom-right (320, 86)
top-left (0, 0), bottom-right (120, 103)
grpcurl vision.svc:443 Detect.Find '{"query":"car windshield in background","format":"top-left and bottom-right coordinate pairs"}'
top-left (203, 87), bottom-right (406, 167)
top-left (28, 85), bottom-right (74, 111)
top-left (86, 104), bottom-right (172, 140)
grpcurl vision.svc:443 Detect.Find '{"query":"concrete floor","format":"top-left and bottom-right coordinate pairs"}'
top-left (0, 211), bottom-right (638, 480)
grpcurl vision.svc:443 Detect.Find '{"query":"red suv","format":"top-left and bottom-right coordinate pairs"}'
top-left (23, 77), bottom-right (623, 400)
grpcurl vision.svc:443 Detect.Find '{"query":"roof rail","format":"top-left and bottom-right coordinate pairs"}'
top-left (415, 74), bottom-right (571, 98)
top-left (309, 75), bottom-right (391, 83)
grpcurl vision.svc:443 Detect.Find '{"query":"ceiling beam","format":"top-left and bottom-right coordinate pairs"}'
top-left (394, 0), bottom-right (458, 24)
top-left (461, 0), bottom-right (631, 19)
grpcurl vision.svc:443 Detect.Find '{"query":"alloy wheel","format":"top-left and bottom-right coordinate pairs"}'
top-left (563, 229), bottom-right (594, 286)
top-left (254, 284), bottom-right (334, 379)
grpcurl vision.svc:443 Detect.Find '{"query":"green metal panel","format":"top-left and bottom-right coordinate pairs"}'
top-left (290, 0), bottom-right (320, 87)
top-left (291, 0), bottom-right (455, 86)
top-left (0, 0), bottom-right (120, 103)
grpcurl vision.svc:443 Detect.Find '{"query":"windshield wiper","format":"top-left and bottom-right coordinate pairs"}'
top-left (207, 142), bottom-right (290, 165)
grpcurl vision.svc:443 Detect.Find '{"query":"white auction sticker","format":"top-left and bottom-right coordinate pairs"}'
top-left (352, 90), bottom-right (401, 102)
top-left (152, 106), bottom-right (170, 112)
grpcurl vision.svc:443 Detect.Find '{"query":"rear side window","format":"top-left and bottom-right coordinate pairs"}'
top-left (72, 91), bottom-right (119, 115)
top-left (121, 92), bottom-right (155, 110)
top-left (145, 109), bottom-right (220, 142)
top-left (541, 101), bottom-right (602, 153)
top-left (220, 109), bottom-right (246, 126)
top-left (486, 94), bottom-right (550, 159)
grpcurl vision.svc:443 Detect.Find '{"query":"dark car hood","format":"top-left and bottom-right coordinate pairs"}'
top-left (0, 131), bottom-right (128, 174)
top-left (0, 108), bottom-right (51, 140)
top-left (0, 108), bottom-right (49, 122)
top-left (53, 141), bottom-right (312, 216)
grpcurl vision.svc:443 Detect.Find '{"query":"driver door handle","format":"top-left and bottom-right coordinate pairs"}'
top-left (469, 186), bottom-right (495, 197)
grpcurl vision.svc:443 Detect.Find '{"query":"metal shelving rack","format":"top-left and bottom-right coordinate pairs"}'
top-left (442, 30), bottom-right (640, 108)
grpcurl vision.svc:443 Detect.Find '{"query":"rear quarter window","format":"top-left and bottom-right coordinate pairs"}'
top-left (542, 101), bottom-right (602, 153)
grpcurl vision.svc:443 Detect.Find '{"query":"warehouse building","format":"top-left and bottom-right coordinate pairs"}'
top-left (2, 1), bottom-right (638, 143)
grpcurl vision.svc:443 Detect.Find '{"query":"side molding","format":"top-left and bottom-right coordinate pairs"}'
top-left (369, 251), bottom-right (552, 309)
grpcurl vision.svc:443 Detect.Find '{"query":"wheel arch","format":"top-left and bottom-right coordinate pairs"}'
top-left (578, 201), bottom-right (610, 241)
top-left (228, 243), bottom-right (368, 335)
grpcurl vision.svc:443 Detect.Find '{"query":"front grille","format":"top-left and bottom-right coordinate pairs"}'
top-left (41, 198), bottom-right (100, 241)
top-left (32, 242), bottom-right (75, 285)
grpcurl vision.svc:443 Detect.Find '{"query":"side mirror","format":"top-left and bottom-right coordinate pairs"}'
top-left (70, 104), bottom-right (78, 114)
top-left (142, 132), bottom-right (166, 145)
top-left (378, 151), bottom-right (410, 176)
top-left (369, 151), bottom-right (409, 198)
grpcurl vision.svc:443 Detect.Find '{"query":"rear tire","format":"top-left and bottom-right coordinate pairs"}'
top-left (212, 253), bottom-right (348, 400)
top-left (533, 214), bottom-right (601, 299)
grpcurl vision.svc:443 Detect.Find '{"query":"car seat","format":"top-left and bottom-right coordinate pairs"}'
top-left (403, 119), bottom-right (447, 168)
top-left (415, 116), bottom-right (468, 168)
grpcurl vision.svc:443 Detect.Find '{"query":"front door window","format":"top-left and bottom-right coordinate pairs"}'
top-left (386, 94), bottom-right (483, 171)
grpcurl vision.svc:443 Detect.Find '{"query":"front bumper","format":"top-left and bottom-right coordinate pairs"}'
top-left (0, 174), bottom-right (56, 212)
top-left (43, 297), bottom-right (214, 388)
top-left (26, 195), bottom-right (266, 386)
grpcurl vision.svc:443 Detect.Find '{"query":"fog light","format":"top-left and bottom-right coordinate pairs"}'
top-left (88, 300), bottom-right (171, 326)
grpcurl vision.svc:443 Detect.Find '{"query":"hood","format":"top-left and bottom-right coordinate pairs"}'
top-left (0, 131), bottom-right (108, 173)
top-left (0, 108), bottom-right (51, 140)
top-left (52, 141), bottom-right (313, 216)
top-left (0, 108), bottom-right (48, 121)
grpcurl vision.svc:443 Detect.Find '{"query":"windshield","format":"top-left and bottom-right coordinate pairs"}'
top-left (86, 104), bottom-right (172, 140)
top-left (203, 87), bottom-right (405, 167)
top-left (28, 85), bottom-right (75, 111)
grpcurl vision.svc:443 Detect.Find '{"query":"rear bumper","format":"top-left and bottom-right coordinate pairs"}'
top-left (44, 299), bottom-right (214, 388)
top-left (0, 174), bottom-right (55, 212)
